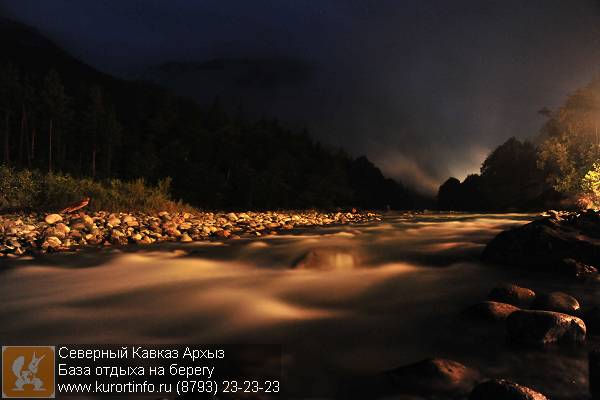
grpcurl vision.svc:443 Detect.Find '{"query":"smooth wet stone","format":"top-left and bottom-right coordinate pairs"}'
top-left (469, 379), bottom-right (548, 400)
top-left (506, 309), bottom-right (586, 346)
top-left (532, 291), bottom-right (580, 315)
top-left (488, 284), bottom-right (536, 307)
top-left (467, 301), bottom-right (520, 321)
top-left (386, 358), bottom-right (479, 397)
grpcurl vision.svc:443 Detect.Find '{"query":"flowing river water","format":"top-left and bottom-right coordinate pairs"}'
top-left (0, 212), bottom-right (597, 399)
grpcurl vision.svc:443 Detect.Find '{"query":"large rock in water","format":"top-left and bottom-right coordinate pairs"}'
top-left (385, 358), bottom-right (479, 397)
top-left (506, 310), bottom-right (586, 346)
top-left (469, 379), bottom-right (548, 400)
top-left (531, 291), bottom-right (580, 315)
top-left (482, 211), bottom-right (600, 269)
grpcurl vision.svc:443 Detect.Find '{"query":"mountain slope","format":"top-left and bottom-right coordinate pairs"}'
top-left (0, 18), bottom-right (428, 210)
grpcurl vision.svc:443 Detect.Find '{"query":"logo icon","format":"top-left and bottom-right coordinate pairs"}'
top-left (2, 346), bottom-right (55, 398)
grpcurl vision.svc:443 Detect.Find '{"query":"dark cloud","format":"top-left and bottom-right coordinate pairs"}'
top-left (2, 0), bottom-right (600, 193)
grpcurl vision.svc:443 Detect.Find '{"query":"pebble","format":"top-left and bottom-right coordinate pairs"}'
top-left (44, 214), bottom-right (63, 224)
top-left (0, 210), bottom-right (379, 258)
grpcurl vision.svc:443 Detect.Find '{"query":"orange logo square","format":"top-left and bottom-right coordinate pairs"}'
top-left (2, 346), bottom-right (55, 398)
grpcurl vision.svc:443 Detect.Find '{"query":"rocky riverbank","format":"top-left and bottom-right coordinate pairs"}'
top-left (0, 210), bottom-right (380, 259)
top-left (387, 282), bottom-right (591, 399)
top-left (482, 209), bottom-right (600, 278)
top-left (381, 211), bottom-right (600, 399)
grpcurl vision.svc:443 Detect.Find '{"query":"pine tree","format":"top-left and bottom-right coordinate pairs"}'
top-left (0, 64), bottom-right (20, 166)
top-left (41, 70), bottom-right (70, 173)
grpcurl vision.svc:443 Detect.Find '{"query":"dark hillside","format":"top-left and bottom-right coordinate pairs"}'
top-left (0, 18), bottom-right (428, 210)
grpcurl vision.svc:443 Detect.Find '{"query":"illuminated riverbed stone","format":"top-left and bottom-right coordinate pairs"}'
top-left (507, 310), bottom-right (586, 346)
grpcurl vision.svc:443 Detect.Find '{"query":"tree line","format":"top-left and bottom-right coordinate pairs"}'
top-left (437, 76), bottom-right (600, 211)
top-left (0, 63), bottom-right (424, 210)
top-left (0, 64), bottom-right (121, 178)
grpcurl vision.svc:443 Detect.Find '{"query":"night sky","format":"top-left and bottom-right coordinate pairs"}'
top-left (2, 0), bottom-right (600, 193)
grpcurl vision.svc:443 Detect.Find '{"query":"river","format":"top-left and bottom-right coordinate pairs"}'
top-left (0, 212), bottom-right (595, 399)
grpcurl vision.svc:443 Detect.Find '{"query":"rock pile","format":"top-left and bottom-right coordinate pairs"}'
top-left (0, 210), bottom-right (380, 258)
top-left (471, 284), bottom-right (588, 346)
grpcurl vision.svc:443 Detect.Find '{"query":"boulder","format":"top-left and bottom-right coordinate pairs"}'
top-left (467, 301), bottom-right (520, 321)
top-left (469, 379), bottom-right (548, 400)
top-left (386, 358), bottom-right (479, 397)
top-left (482, 212), bottom-right (600, 268)
top-left (532, 292), bottom-right (580, 315)
top-left (488, 284), bottom-right (536, 307)
top-left (44, 214), bottom-right (62, 225)
top-left (506, 310), bottom-right (586, 346)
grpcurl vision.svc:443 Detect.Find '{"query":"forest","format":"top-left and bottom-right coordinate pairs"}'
top-left (0, 19), bottom-right (426, 211)
top-left (437, 76), bottom-right (600, 212)
top-left (4, 18), bottom-right (598, 214)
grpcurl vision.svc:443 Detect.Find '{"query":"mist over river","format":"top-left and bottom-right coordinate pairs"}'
top-left (0, 213), bottom-right (596, 399)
